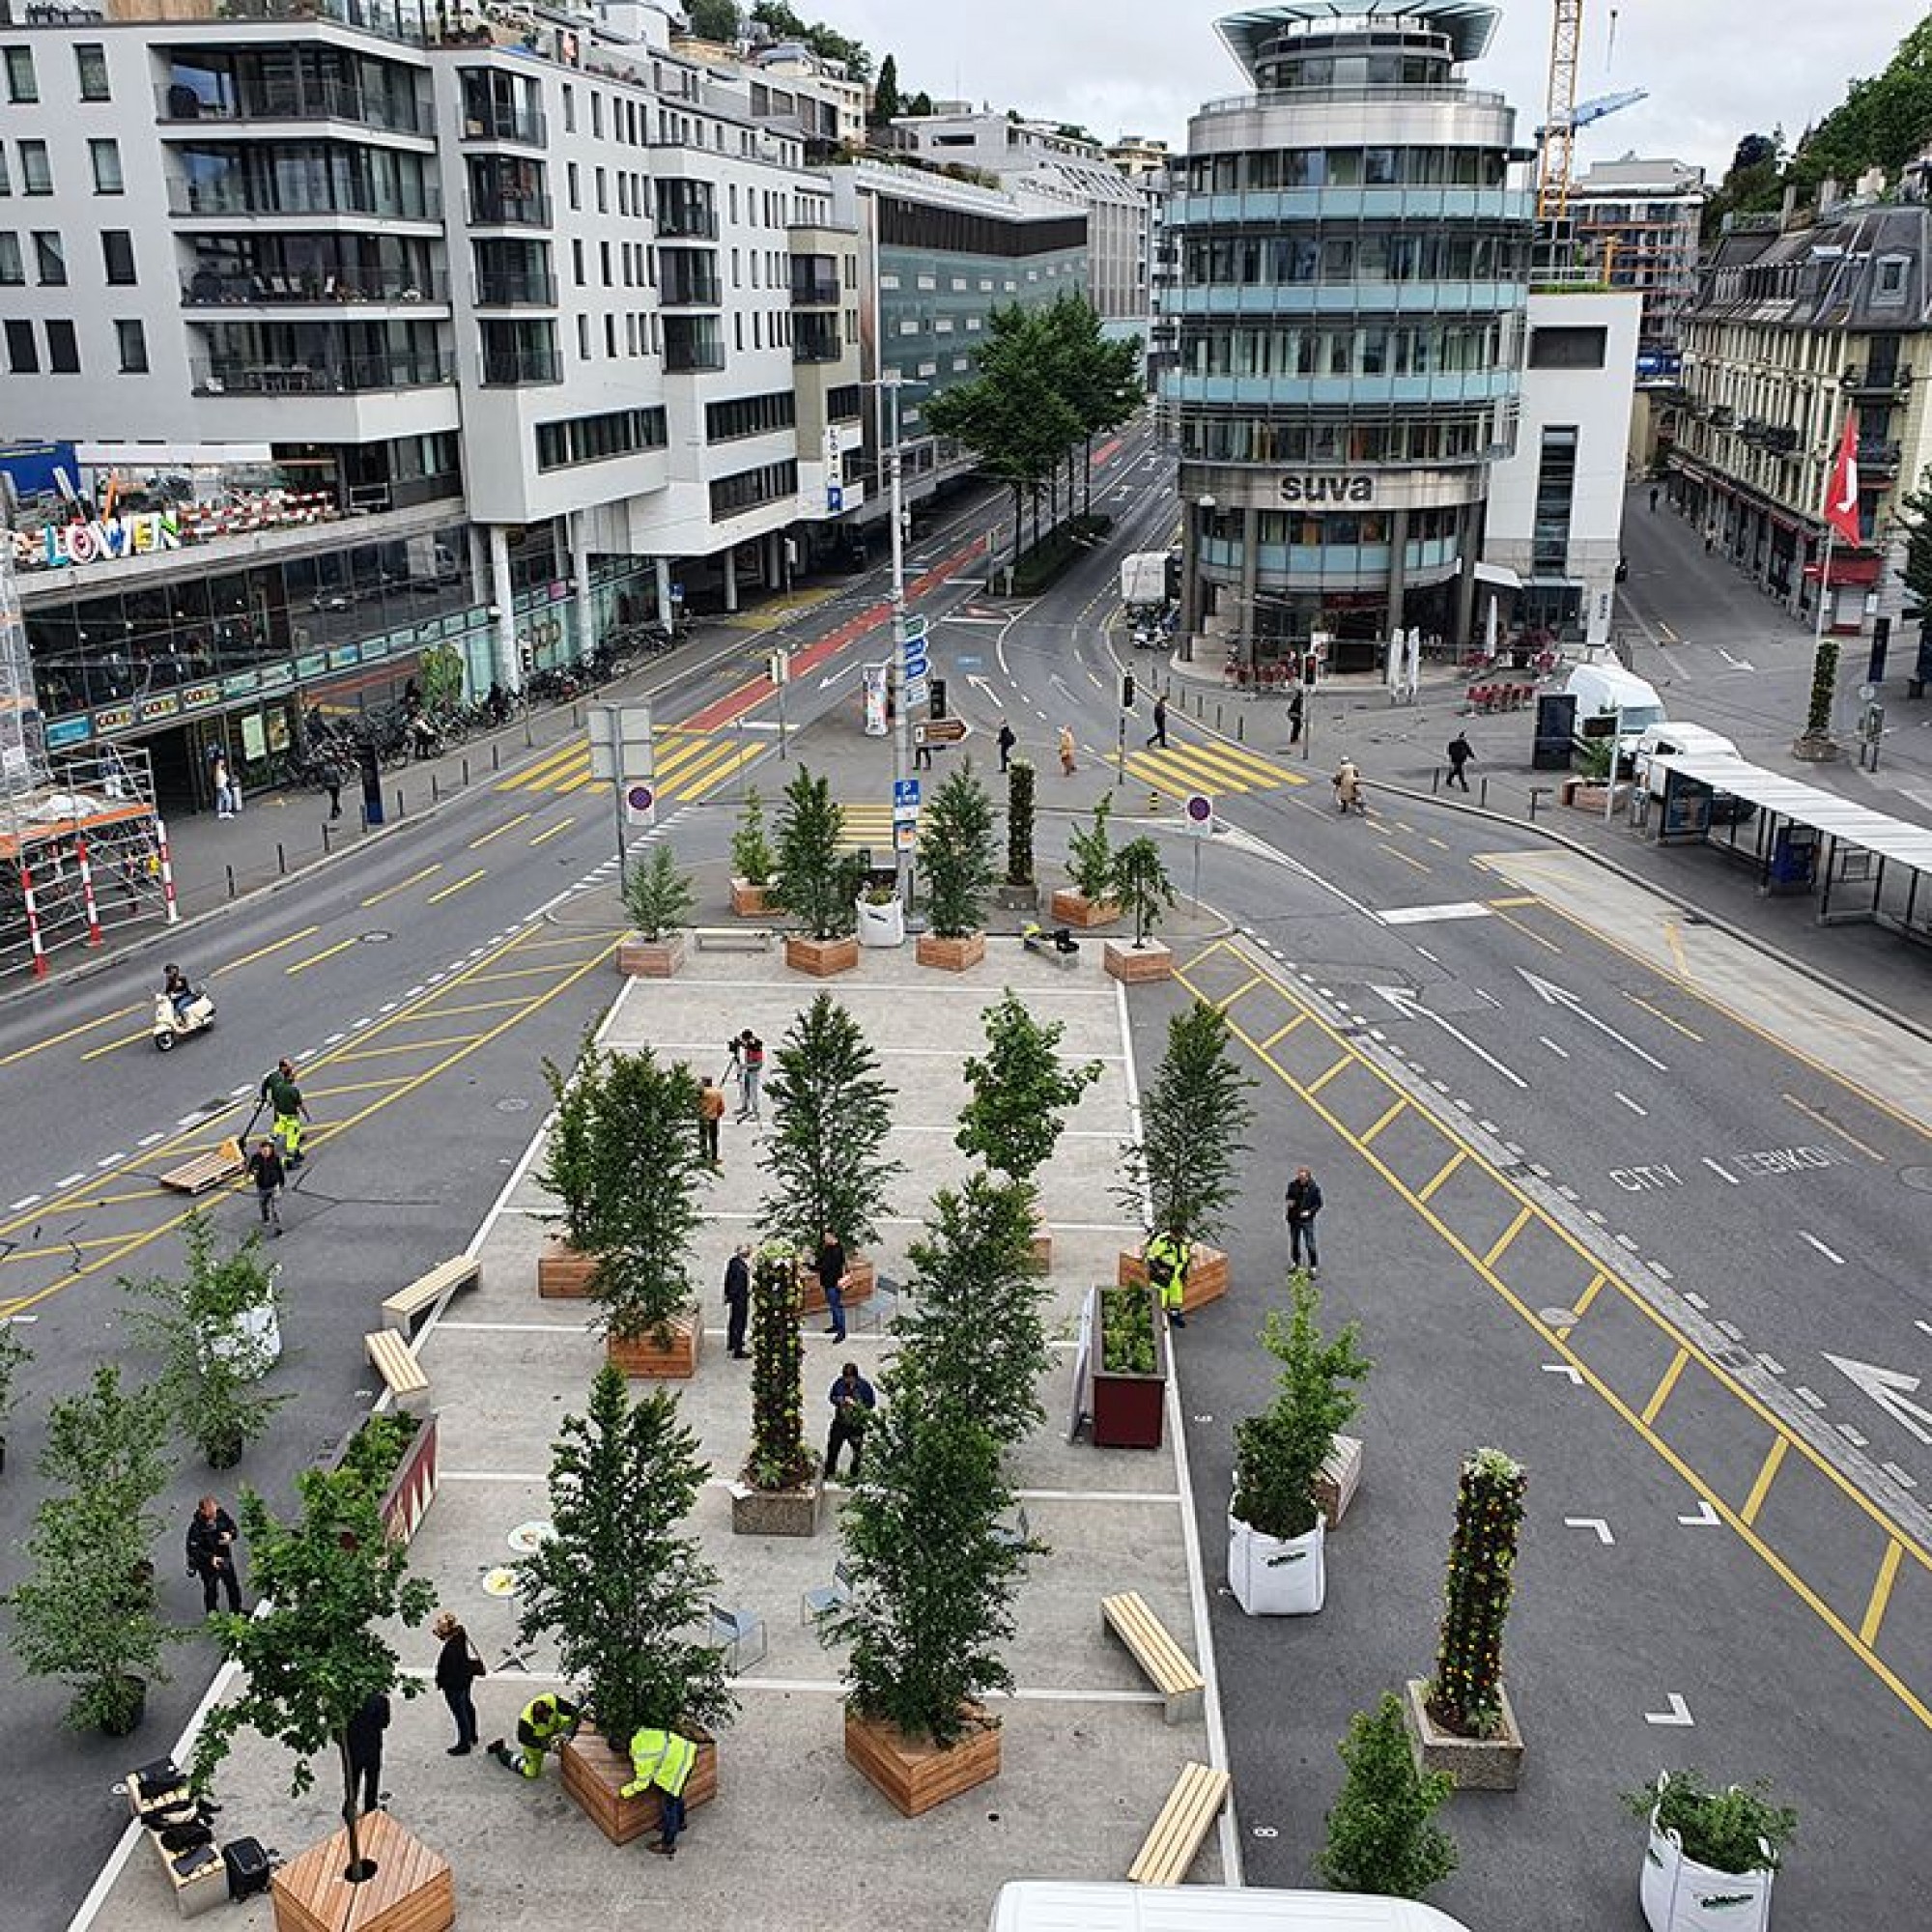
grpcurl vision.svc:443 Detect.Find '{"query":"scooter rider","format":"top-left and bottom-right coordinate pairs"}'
top-left (163, 963), bottom-right (197, 1019)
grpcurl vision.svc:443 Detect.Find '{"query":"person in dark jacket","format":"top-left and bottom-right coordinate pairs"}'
top-left (432, 1609), bottom-right (482, 1754)
top-left (346, 1690), bottom-right (389, 1814)
top-left (185, 1495), bottom-right (243, 1613)
top-left (724, 1244), bottom-right (752, 1358)
top-left (1285, 1166), bottom-right (1323, 1274)
top-left (825, 1362), bottom-right (876, 1479)
top-left (1446, 732), bottom-right (1474, 791)
top-left (816, 1229), bottom-right (848, 1342)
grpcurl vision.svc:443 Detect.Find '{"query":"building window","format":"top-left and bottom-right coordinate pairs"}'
top-left (33, 230), bottom-right (63, 286)
top-left (709, 458), bottom-right (797, 519)
top-left (90, 138), bottom-right (123, 194)
top-left (1875, 256), bottom-right (1909, 304)
top-left (19, 140), bottom-right (52, 195)
top-left (0, 233), bottom-right (19, 285)
top-left (534, 404), bottom-right (666, 471)
top-left (5, 317), bottom-right (37, 373)
top-left (116, 318), bottom-right (147, 373)
top-left (1527, 325), bottom-right (1606, 369)
top-left (74, 43), bottom-right (109, 100)
top-left (46, 318), bottom-right (79, 373)
top-left (562, 84), bottom-right (574, 133)
top-left (705, 389), bottom-right (796, 441)
top-left (4, 46), bottom-right (36, 103)
top-left (100, 228), bottom-right (135, 284)
top-left (1532, 426), bottom-right (1578, 575)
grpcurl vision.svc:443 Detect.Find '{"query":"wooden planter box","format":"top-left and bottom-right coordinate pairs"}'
top-left (730, 1478), bottom-right (824, 1537)
top-left (1118, 1244), bottom-right (1229, 1313)
top-left (1050, 889), bottom-right (1120, 929)
top-left (784, 934), bottom-right (860, 977)
top-left (537, 1236), bottom-right (596, 1299)
top-left (1091, 1285), bottom-right (1168, 1450)
top-left (798, 1255), bottom-right (875, 1315)
top-left (1104, 937), bottom-right (1174, 983)
top-left (1402, 1676), bottom-right (1524, 1792)
top-left (844, 1706), bottom-right (1000, 1817)
top-left (327, 1411), bottom-right (440, 1547)
top-left (916, 930), bottom-right (986, 972)
top-left (617, 933), bottom-right (686, 978)
top-left (270, 1809), bottom-right (453, 1932)
top-left (1314, 1434), bottom-right (1363, 1528)
top-left (607, 1309), bottom-right (702, 1379)
top-left (731, 879), bottom-right (774, 918)
top-left (560, 1723), bottom-right (718, 1847)
top-left (1030, 1213), bottom-right (1053, 1271)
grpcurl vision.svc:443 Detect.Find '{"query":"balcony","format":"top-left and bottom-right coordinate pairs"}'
top-left (664, 318), bottom-right (724, 374)
top-left (472, 271), bottom-right (557, 307)
top-left (184, 267), bottom-right (447, 305)
top-left (1842, 364), bottom-right (1913, 396)
top-left (793, 317), bottom-right (841, 364)
top-left (169, 178), bottom-right (441, 222)
top-left (461, 103), bottom-right (548, 147)
top-left (790, 272), bottom-right (839, 307)
top-left (1858, 438), bottom-right (1903, 474)
top-left (467, 191), bottom-right (552, 229)
top-left (659, 252), bottom-right (722, 308)
top-left (156, 77), bottom-right (427, 135)
top-left (480, 348), bottom-right (562, 385)
top-left (190, 351), bottom-right (454, 396)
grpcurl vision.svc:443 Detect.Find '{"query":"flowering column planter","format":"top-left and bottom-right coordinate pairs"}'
top-left (1090, 1284), bottom-right (1168, 1450)
top-left (1117, 1244), bottom-right (1230, 1313)
top-left (205, 1300), bottom-right (283, 1378)
top-left (1641, 1813), bottom-right (1776, 1932)
top-left (559, 1723), bottom-right (719, 1846)
top-left (1228, 1509), bottom-right (1325, 1616)
top-left (844, 1707), bottom-right (1001, 1817)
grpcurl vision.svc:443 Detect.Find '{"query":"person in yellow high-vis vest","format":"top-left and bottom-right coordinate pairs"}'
top-left (620, 1724), bottom-right (698, 1856)
top-left (487, 1692), bottom-right (581, 1779)
top-left (1144, 1230), bottom-right (1192, 1328)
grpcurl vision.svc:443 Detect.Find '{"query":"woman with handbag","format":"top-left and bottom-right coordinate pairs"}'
top-left (432, 1609), bottom-right (485, 1755)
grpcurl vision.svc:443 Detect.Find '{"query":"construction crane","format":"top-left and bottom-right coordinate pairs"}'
top-left (1537, 87), bottom-right (1648, 141)
top-left (1538, 0), bottom-right (1584, 220)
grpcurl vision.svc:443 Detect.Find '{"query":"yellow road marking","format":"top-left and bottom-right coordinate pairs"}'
top-left (214, 925), bottom-right (321, 974)
top-left (1491, 906), bottom-right (1563, 954)
top-left (1305, 1057), bottom-right (1352, 1095)
top-left (1862, 1540), bottom-right (1906, 1646)
top-left (1217, 974), bottom-right (1263, 1011)
top-left (1260, 1016), bottom-right (1307, 1050)
top-left (299, 1074), bottom-right (418, 1100)
top-left (1623, 992), bottom-right (1704, 1042)
top-left (361, 865), bottom-right (441, 908)
top-left (329, 1035), bottom-right (482, 1064)
top-left (1741, 1436), bottom-right (1789, 1527)
top-left (1556, 1272), bottom-right (1608, 1336)
top-left (1641, 1347), bottom-right (1690, 1426)
top-left (1417, 1150), bottom-right (1465, 1203)
top-left (1388, 848), bottom-right (1432, 874)
top-left (1662, 917), bottom-right (1690, 978)
top-left (1781, 1092), bottom-right (1889, 1163)
top-left (1360, 1099), bottom-right (1406, 1146)
top-left (81, 1025), bottom-right (160, 1063)
top-left (469, 811), bottom-right (533, 849)
top-left (464, 961), bottom-right (587, 987)
top-left (0, 1002), bottom-right (143, 1069)
top-left (388, 996), bottom-right (534, 1021)
top-left (285, 934), bottom-right (361, 978)
top-left (528, 816), bottom-right (577, 847)
top-left (426, 867), bottom-right (487, 905)
top-left (1483, 1206), bottom-right (1533, 1269)
top-left (1488, 895), bottom-right (1539, 908)
top-left (0, 1232), bottom-right (156, 1264)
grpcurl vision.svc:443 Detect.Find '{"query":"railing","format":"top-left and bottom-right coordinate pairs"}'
top-left (659, 270), bottom-right (723, 308)
top-left (790, 274), bottom-right (839, 307)
top-left (156, 76), bottom-right (427, 134)
top-left (479, 348), bottom-right (562, 385)
top-left (169, 178), bottom-right (441, 220)
top-left (183, 267), bottom-right (447, 304)
top-left (1842, 364), bottom-right (1912, 393)
top-left (1193, 82), bottom-right (1509, 116)
top-left (793, 321), bottom-right (841, 364)
top-left (655, 208), bottom-right (719, 241)
top-left (1857, 439), bottom-right (1903, 469)
top-left (460, 104), bottom-right (548, 147)
top-left (665, 339), bottom-right (724, 374)
top-left (472, 270), bottom-right (556, 306)
top-left (467, 191), bottom-right (553, 228)
top-left (190, 351), bottom-right (454, 395)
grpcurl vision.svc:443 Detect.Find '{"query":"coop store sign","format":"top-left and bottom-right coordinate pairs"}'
top-left (17, 510), bottom-right (185, 569)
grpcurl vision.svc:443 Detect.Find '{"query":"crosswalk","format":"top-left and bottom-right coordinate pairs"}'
top-left (1107, 732), bottom-right (1307, 800)
top-left (836, 804), bottom-right (905, 857)
top-left (499, 728), bottom-right (764, 802)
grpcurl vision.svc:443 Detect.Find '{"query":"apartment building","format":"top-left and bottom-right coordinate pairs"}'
top-left (1566, 155), bottom-right (1705, 360)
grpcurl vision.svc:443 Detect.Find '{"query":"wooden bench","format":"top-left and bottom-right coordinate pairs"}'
top-left (1128, 1760), bottom-right (1231, 1887)
top-left (364, 1328), bottom-right (430, 1401)
top-left (381, 1253), bottom-right (481, 1335)
top-left (693, 924), bottom-right (774, 953)
top-left (1102, 1590), bottom-right (1205, 1725)
top-left (158, 1139), bottom-right (244, 1196)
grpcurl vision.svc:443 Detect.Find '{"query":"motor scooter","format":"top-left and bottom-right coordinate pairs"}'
top-left (154, 988), bottom-right (216, 1051)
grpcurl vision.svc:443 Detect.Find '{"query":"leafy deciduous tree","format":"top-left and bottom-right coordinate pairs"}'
top-left (1317, 1692), bottom-right (1459, 1897)
top-left (955, 989), bottom-right (1101, 1187)
top-left (1118, 1001), bottom-right (1255, 1247)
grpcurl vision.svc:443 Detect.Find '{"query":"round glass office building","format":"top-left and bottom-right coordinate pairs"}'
top-left (1164, 0), bottom-right (1534, 669)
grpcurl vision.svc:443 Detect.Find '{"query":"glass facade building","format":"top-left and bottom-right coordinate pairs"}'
top-left (1164, 0), bottom-right (1533, 665)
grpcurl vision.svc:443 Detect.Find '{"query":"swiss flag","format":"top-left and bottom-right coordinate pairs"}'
top-left (1824, 409), bottom-right (1862, 546)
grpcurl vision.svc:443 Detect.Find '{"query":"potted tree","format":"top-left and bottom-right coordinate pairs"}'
top-left (917, 761), bottom-right (999, 970)
top-left (996, 757), bottom-right (1039, 910)
top-left (518, 1366), bottom-right (733, 1844)
top-left (1051, 795), bottom-right (1120, 927)
top-left (772, 765), bottom-right (863, 974)
top-left (617, 844), bottom-right (696, 978)
top-left (1403, 1445), bottom-right (1529, 1789)
top-left (0, 1318), bottom-right (32, 1477)
top-left (1624, 1769), bottom-right (1796, 1932)
top-left (1227, 1276), bottom-right (1371, 1616)
top-left (190, 1468), bottom-right (444, 1924)
top-left (955, 989), bottom-right (1102, 1268)
top-left (6, 1365), bottom-right (177, 1736)
top-left (856, 875), bottom-right (905, 950)
top-left (1116, 1001), bottom-right (1254, 1312)
top-left (1317, 1692), bottom-right (1459, 1898)
top-left (1103, 834), bottom-right (1178, 982)
top-left (535, 1043), bottom-right (606, 1299)
top-left (731, 1239), bottom-right (822, 1536)
top-left (1088, 1281), bottom-right (1168, 1449)
top-left (761, 994), bottom-right (904, 1315)
top-left (730, 786), bottom-right (778, 917)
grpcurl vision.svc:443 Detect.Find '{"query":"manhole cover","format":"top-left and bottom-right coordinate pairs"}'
top-left (359, 930), bottom-right (392, 945)
top-left (495, 1095), bottom-right (533, 1114)
top-left (1901, 1166), bottom-right (1932, 1194)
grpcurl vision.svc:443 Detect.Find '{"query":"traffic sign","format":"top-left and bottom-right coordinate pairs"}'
top-left (894, 779), bottom-right (921, 810)
top-left (894, 822), bottom-right (917, 852)
top-left (1182, 791), bottom-right (1215, 838)
top-left (586, 701), bottom-right (653, 783)
top-left (624, 781), bottom-right (657, 826)
top-left (904, 676), bottom-right (930, 710)
top-left (914, 718), bottom-right (969, 747)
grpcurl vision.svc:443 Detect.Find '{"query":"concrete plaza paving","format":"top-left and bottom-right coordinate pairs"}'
top-left (77, 943), bottom-right (1235, 1932)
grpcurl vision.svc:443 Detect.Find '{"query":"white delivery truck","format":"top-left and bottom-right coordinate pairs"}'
top-left (988, 1883), bottom-right (1476, 1931)
top-left (1121, 552), bottom-right (1169, 611)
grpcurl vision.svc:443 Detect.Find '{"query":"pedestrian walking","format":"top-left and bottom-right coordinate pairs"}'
top-left (259, 1056), bottom-right (310, 1165)
top-left (325, 771), bottom-right (343, 821)
top-left (1648, 484), bottom-right (1660, 512)
top-left (1288, 688), bottom-right (1305, 745)
top-left (816, 1228), bottom-right (849, 1341)
top-left (1147, 694), bottom-right (1169, 749)
top-left (1057, 724), bottom-right (1077, 776)
top-left (185, 1494), bottom-right (243, 1614)
top-left (1285, 1166), bottom-right (1323, 1274)
top-left (431, 1608), bottom-right (484, 1755)
top-left (824, 1361), bottom-right (876, 1479)
top-left (724, 1243), bottom-right (752, 1358)
top-left (697, 1077), bottom-right (724, 1166)
top-left (997, 721), bottom-right (1016, 772)
top-left (347, 1690), bottom-right (389, 1814)
top-left (914, 732), bottom-right (933, 771)
top-left (1332, 758), bottom-right (1365, 815)
top-left (1446, 732), bottom-right (1474, 791)
top-left (246, 1138), bottom-right (286, 1234)
top-left (729, 1029), bottom-right (765, 1122)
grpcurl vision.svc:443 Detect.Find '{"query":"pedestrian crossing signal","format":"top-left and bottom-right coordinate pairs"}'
top-left (1121, 672), bottom-right (1137, 710)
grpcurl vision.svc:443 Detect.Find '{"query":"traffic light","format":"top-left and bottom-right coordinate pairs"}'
top-left (930, 676), bottom-right (948, 719)
top-left (1121, 671), bottom-right (1137, 710)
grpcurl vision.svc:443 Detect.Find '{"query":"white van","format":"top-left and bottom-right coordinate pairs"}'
top-left (988, 1883), bottom-right (1476, 1931)
top-left (1563, 662), bottom-right (1666, 742)
top-left (1632, 722), bottom-right (1740, 796)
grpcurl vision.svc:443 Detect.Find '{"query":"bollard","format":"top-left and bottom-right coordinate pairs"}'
top-left (524, 715), bottom-right (533, 748)
top-left (394, 788), bottom-right (404, 819)
top-left (1480, 778), bottom-right (1490, 808)
top-left (225, 865), bottom-right (236, 899)
top-left (1432, 768), bottom-right (1441, 794)
top-left (492, 743), bottom-right (501, 772)
top-left (431, 773), bottom-right (440, 804)
top-left (570, 701), bottom-right (580, 729)
top-left (276, 842), bottom-right (286, 877)
top-left (462, 756), bottom-right (470, 789)
top-left (1215, 703), bottom-right (1224, 732)
top-left (322, 822), bottom-right (333, 854)
top-left (1528, 787), bottom-right (1548, 821)
top-left (1236, 713), bottom-right (1245, 742)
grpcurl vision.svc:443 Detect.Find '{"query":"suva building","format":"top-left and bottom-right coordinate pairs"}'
top-left (1165, 0), bottom-right (1534, 670)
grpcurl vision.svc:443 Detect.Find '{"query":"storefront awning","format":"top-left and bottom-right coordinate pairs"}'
top-left (1472, 561), bottom-right (1521, 591)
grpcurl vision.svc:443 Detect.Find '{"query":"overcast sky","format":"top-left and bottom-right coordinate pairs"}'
top-left (825, 1), bottom-right (1931, 181)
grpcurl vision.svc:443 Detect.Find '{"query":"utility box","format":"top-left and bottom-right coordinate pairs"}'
top-left (1532, 693), bottom-right (1577, 770)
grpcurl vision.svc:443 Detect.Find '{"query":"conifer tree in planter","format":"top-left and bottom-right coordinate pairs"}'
top-left (771, 764), bottom-right (863, 974)
top-left (733, 1239), bottom-right (821, 1536)
top-left (618, 844), bottom-right (696, 978)
top-left (1103, 834), bottom-right (1178, 982)
top-left (997, 757), bottom-right (1039, 910)
top-left (1404, 1445), bottom-right (1529, 1789)
top-left (191, 1467), bottom-right (439, 1904)
top-left (1317, 1691), bottom-right (1458, 1897)
top-left (1116, 1001), bottom-right (1254, 1310)
top-left (917, 761), bottom-right (1000, 970)
top-left (0, 1318), bottom-right (29, 1477)
top-left (517, 1365), bottom-right (733, 1844)
top-left (1052, 794), bottom-right (1120, 927)
top-left (1227, 1275), bottom-right (1371, 1616)
top-left (730, 785), bottom-right (778, 916)
top-left (955, 988), bottom-right (1102, 1266)
top-left (761, 993), bottom-right (904, 1311)
top-left (535, 1041), bottom-right (607, 1298)
top-left (1624, 1769), bottom-right (1795, 1932)
top-left (6, 1365), bottom-right (178, 1736)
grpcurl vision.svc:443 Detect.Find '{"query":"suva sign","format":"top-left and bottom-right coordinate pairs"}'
top-left (1279, 475), bottom-right (1377, 505)
top-left (16, 510), bottom-right (184, 569)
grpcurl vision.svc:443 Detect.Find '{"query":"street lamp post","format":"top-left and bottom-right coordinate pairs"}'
top-left (877, 375), bottom-right (919, 906)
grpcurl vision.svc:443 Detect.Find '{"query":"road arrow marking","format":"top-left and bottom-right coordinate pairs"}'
top-left (1644, 1692), bottom-right (1694, 1727)
top-left (1676, 1498), bottom-right (1720, 1526)
top-left (1564, 1517), bottom-right (1615, 1545)
top-left (966, 672), bottom-right (1002, 707)
top-left (816, 662), bottom-right (861, 691)
top-left (1717, 648), bottom-right (1756, 671)
top-left (1542, 1363), bottom-right (1583, 1385)
top-left (1372, 985), bottom-right (1528, 1090)
top-left (1516, 968), bottom-right (1668, 1070)
top-left (1825, 1352), bottom-right (1932, 1446)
